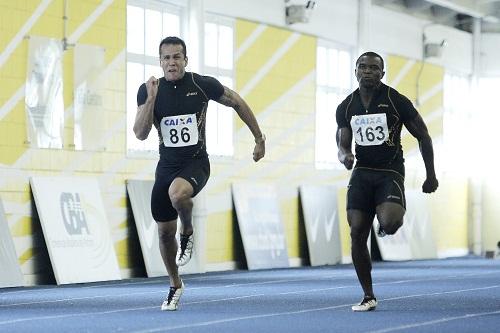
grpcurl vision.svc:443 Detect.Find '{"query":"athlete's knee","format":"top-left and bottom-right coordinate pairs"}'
top-left (350, 222), bottom-right (370, 243)
top-left (169, 189), bottom-right (192, 209)
top-left (158, 223), bottom-right (177, 242)
top-left (379, 218), bottom-right (403, 235)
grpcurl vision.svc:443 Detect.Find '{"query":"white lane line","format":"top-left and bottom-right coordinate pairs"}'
top-left (371, 311), bottom-right (500, 333)
top-left (0, 273), bottom-right (352, 307)
top-left (130, 285), bottom-right (500, 333)
top-left (0, 268), bottom-right (496, 306)
top-left (0, 272), bottom-right (498, 326)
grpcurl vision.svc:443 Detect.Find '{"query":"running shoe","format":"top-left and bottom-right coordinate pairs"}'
top-left (176, 232), bottom-right (194, 266)
top-left (161, 281), bottom-right (185, 311)
top-left (352, 296), bottom-right (377, 312)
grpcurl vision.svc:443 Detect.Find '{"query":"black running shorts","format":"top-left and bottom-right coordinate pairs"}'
top-left (151, 157), bottom-right (210, 222)
top-left (347, 168), bottom-right (405, 215)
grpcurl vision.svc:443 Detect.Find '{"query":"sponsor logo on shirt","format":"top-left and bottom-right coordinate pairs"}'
top-left (378, 103), bottom-right (389, 108)
top-left (186, 91), bottom-right (198, 97)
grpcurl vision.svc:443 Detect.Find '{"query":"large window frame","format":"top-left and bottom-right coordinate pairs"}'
top-left (315, 40), bottom-right (353, 170)
top-left (204, 14), bottom-right (235, 157)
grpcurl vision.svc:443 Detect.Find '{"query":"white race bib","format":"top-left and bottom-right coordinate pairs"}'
top-left (160, 114), bottom-right (198, 147)
top-left (350, 113), bottom-right (389, 146)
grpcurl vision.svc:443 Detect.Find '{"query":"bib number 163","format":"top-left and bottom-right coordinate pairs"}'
top-left (350, 113), bottom-right (389, 146)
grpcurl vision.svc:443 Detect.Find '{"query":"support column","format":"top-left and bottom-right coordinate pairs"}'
top-left (357, 0), bottom-right (371, 56)
top-left (471, 17), bottom-right (482, 256)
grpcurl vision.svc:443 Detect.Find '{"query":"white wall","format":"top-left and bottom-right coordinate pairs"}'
top-left (204, 0), bottom-right (358, 47)
top-left (204, 0), bottom-right (475, 73)
top-left (480, 33), bottom-right (500, 76)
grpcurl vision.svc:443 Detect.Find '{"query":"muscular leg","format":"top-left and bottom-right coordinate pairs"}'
top-left (157, 221), bottom-right (182, 288)
top-left (375, 202), bottom-right (405, 235)
top-left (348, 209), bottom-right (376, 298)
top-left (169, 177), bottom-right (194, 235)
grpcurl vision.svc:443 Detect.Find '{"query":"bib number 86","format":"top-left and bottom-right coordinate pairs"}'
top-left (169, 127), bottom-right (191, 144)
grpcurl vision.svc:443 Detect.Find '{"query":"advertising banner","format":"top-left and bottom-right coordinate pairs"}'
top-left (25, 36), bottom-right (64, 148)
top-left (300, 185), bottom-right (341, 266)
top-left (375, 189), bottom-right (437, 261)
top-left (30, 177), bottom-right (121, 284)
top-left (127, 180), bottom-right (205, 276)
top-left (0, 197), bottom-right (24, 288)
top-left (73, 44), bottom-right (106, 150)
top-left (232, 183), bottom-right (289, 270)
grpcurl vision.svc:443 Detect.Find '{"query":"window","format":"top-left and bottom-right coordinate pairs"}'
top-left (315, 41), bottom-right (352, 169)
top-left (204, 15), bottom-right (234, 157)
top-left (126, 1), bottom-right (182, 154)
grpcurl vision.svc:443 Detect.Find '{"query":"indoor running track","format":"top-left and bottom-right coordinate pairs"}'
top-left (1, 256), bottom-right (499, 333)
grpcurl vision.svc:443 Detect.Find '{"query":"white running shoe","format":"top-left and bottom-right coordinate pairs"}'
top-left (352, 297), bottom-right (377, 312)
top-left (176, 233), bottom-right (194, 266)
top-left (161, 281), bottom-right (184, 311)
top-left (375, 223), bottom-right (387, 238)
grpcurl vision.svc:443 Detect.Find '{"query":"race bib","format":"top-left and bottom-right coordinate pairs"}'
top-left (160, 114), bottom-right (198, 147)
top-left (350, 113), bottom-right (389, 146)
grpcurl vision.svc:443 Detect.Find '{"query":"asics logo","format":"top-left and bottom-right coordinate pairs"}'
top-left (378, 103), bottom-right (389, 108)
top-left (186, 92), bottom-right (198, 97)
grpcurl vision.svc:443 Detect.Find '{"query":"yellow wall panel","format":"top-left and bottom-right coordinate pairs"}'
top-left (236, 26), bottom-right (293, 90)
top-left (235, 19), bottom-right (260, 49)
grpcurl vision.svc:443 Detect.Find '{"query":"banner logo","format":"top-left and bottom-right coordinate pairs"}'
top-left (60, 192), bottom-right (90, 235)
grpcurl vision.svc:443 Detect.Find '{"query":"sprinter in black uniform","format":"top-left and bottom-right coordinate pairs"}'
top-left (336, 52), bottom-right (438, 312)
top-left (134, 37), bottom-right (266, 311)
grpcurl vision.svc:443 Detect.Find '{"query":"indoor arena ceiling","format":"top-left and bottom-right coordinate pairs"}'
top-left (373, 0), bottom-right (500, 32)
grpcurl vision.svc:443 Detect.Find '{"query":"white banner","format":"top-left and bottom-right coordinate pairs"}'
top-left (25, 36), bottom-right (64, 148)
top-left (375, 189), bottom-right (437, 261)
top-left (74, 44), bottom-right (106, 150)
top-left (0, 196), bottom-right (24, 288)
top-left (30, 177), bottom-right (121, 284)
top-left (232, 183), bottom-right (289, 270)
top-left (300, 185), bottom-right (341, 266)
top-left (127, 180), bottom-right (206, 276)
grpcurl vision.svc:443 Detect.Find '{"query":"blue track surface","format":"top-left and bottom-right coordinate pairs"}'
top-left (1, 256), bottom-right (499, 332)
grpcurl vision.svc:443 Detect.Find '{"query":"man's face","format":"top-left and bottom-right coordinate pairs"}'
top-left (159, 44), bottom-right (187, 81)
top-left (355, 56), bottom-right (385, 88)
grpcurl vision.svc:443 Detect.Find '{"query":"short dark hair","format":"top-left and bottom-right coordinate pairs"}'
top-left (159, 36), bottom-right (187, 58)
top-left (356, 52), bottom-right (384, 70)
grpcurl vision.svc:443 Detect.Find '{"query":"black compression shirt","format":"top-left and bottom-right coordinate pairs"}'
top-left (336, 83), bottom-right (418, 175)
top-left (137, 72), bottom-right (224, 163)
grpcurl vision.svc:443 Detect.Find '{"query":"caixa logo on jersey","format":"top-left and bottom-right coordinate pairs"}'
top-left (60, 192), bottom-right (90, 235)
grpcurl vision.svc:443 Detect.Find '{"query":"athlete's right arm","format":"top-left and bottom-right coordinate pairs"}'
top-left (133, 77), bottom-right (158, 140)
top-left (336, 127), bottom-right (354, 170)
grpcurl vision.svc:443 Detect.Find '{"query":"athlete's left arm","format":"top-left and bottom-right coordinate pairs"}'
top-left (404, 114), bottom-right (439, 193)
top-left (217, 86), bottom-right (265, 162)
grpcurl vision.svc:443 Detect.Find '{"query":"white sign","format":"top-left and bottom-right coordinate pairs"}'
top-left (300, 185), bottom-right (341, 266)
top-left (0, 197), bottom-right (24, 288)
top-left (232, 183), bottom-right (289, 270)
top-left (25, 36), bottom-right (64, 148)
top-left (30, 177), bottom-right (121, 284)
top-left (127, 180), bottom-right (205, 276)
top-left (350, 113), bottom-right (389, 146)
top-left (375, 189), bottom-right (437, 261)
top-left (160, 114), bottom-right (198, 147)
